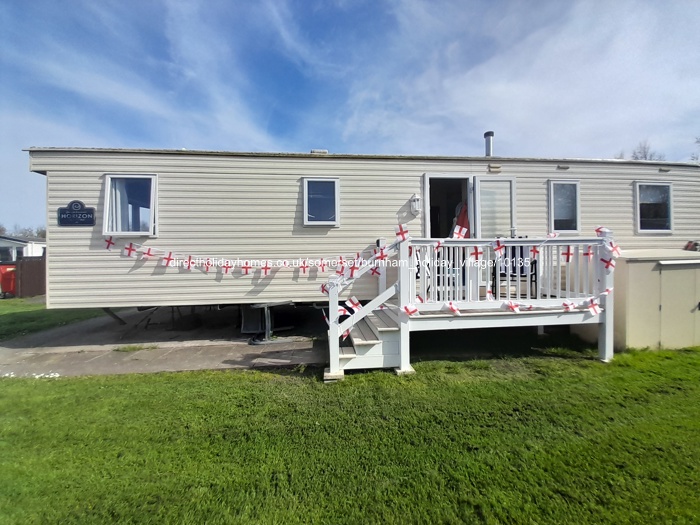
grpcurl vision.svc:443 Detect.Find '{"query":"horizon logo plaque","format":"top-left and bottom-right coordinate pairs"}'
top-left (57, 200), bottom-right (96, 226)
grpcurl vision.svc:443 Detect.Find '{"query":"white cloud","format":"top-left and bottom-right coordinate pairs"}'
top-left (339, 0), bottom-right (700, 160)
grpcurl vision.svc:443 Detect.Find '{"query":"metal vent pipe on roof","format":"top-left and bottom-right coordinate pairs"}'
top-left (484, 131), bottom-right (494, 157)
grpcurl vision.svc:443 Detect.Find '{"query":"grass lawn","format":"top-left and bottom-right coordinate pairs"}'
top-left (1, 348), bottom-right (700, 524)
top-left (0, 298), bottom-right (103, 341)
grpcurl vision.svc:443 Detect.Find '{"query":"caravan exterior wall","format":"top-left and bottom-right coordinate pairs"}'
top-left (28, 149), bottom-right (700, 309)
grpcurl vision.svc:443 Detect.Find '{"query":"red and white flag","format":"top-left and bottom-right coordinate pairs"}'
top-left (161, 252), bottom-right (175, 267)
top-left (345, 296), bottom-right (362, 311)
top-left (607, 241), bottom-right (622, 258)
top-left (452, 225), bottom-right (468, 239)
top-left (403, 304), bottom-right (419, 316)
top-left (503, 301), bottom-right (520, 313)
top-left (588, 298), bottom-right (601, 315)
top-left (395, 224), bottom-right (410, 241)
top-left (123, 243), bottom-right (137, 258)
top-left (563, 301), bottom-right (577, 312)
top-left (492, 238), bottom-right (506, 255)
top-left (600, 257), bottom-right (616, 271)
top-left (445, 301), bottom-right (461, 316)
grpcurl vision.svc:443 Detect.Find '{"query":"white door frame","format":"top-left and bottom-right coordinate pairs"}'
top-left (422, 173), bottom-right (473, 239)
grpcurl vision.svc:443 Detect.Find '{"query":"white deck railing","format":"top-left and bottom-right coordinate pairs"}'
top-left (409, 237), bottom-right (610, 311)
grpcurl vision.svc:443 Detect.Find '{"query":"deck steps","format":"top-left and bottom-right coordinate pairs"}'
top-left (367, 309), bottom-right (399, 332)
top-left (327, 308), bottom-right (401, 375)
top-left (349, 317), bottom-right (381, 346)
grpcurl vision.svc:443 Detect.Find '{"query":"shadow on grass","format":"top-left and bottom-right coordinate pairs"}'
top-left (410, 326), bottom-right (598, 364)
top-left (216, 327), bottom-right (598, 383)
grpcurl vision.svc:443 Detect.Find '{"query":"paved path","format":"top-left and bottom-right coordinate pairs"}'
top-left (0, 308), bottom-right (327, 378)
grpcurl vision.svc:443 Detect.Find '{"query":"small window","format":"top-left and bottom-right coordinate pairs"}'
top-left (549, 180), bottom-right (579, 233)
top-left (304, 178), bottom-right (339, 226)
top-left (104, 174), bottom-right (157, 236)
top-left (636, 182), bottom-right (672, 232)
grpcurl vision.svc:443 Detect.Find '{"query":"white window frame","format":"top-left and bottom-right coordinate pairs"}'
top-left (103, 174), bottom-right (158, 237)
top-left (634, 181), bottom-right (673, 234)
top-left (303, 178), bottom-right (339, 227)
top-left (548, 180), bottom-right (580, 234)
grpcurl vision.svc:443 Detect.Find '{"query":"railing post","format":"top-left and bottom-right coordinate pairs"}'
top-left (327, 280), bottom-right (341, 374)
top-left (397, 240), bottom-right (414, 374)
top-left (597, 242), bottom-right (614, 362)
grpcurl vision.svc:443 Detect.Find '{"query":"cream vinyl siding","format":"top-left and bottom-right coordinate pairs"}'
top-left (36, 152), bottom-right (424, 308)
top-left (30, 149), bottom-right (700, 309)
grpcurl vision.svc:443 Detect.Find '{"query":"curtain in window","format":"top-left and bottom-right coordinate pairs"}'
top-left (553, 184), bottom-right (577, 231)
top-left (479, 181), bottom-right (512, 238)
top-left (108, 179), bottom-right (130, 232)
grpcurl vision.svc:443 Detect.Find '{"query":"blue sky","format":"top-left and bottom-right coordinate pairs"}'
top-left (2, 0), bottom-right (700, 230)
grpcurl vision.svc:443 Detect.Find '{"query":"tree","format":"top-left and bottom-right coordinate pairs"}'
top-left (12, 226), bottom-right (37, 238)
top-left (0, 224), bottom-right (6, 236)
top-left (35, 226), bottom-right (46, 238)
top-left (691, 137), bottom-right (699, 162)
top-left (630, 140), bottom-right (665, 161)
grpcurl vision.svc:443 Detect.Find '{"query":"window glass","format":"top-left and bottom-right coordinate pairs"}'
top-left (552, 183), bottom-right (578, 231)
top-left (639, 184), bottom-right (670, 231)
top-left (478, 180), bottom-right (513, 238)
top-left (107, 177), bottom-right (154, 234)
top-left (305, 179), bottom-right (338, 225)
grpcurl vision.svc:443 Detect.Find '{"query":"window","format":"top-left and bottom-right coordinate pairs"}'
top-left (104, 174), bottom-right (157, 236)
top-left (549, 180), bottom-right (579, 233)
top-left (303, 178), bottom-right (339, 226)
top-left (636, 182), bottom-right (672, 232)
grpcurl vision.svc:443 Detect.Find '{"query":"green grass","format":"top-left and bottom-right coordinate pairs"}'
top-left (0, 298), bottom-right (103, 341)
top-left (113, 344), bottom-right (159, 352)
top-left (1, 349), bottom-right (700, 524)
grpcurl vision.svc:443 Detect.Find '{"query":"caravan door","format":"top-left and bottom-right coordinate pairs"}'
top-left (473, 176), bottom-right (516, 238)
top-left (422, 174), bottom-right (472, 238)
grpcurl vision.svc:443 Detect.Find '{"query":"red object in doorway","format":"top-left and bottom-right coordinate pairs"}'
top-left (454, 202), bottom-right (470, 238)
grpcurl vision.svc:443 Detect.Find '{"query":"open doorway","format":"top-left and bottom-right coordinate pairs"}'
top-left (428, 178), bottom-right (470, 238)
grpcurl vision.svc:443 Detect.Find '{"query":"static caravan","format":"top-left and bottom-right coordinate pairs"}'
top-left (28, 147), bottom-right (700, 379)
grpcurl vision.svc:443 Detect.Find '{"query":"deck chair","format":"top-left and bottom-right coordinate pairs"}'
top-left (491, 245), bottom-right (538, 300)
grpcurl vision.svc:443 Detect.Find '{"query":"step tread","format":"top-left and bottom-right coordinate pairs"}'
top-left (367, 310), bottom-right (399, 331)
top-left (349, 317), bottom-right (382, 346)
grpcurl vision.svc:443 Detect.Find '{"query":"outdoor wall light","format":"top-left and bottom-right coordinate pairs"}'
top-left (410, 194), bottom-right (422, 215)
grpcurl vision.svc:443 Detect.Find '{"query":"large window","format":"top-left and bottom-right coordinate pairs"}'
top-left (104, 174), bottom-right (157, 236)
top-left (636, 182), bottom-right (672, 232)
top-left (549, 180), bottom-right (579, 233)
top-left (303, 178), bottom-right (339, 226)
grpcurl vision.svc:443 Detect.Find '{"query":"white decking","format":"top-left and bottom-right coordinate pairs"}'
top-left (324, 236), bottom-right (615, 381)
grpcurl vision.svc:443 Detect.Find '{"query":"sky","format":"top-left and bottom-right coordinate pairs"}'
top-left (1, 0), bottom-right (700, 230)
